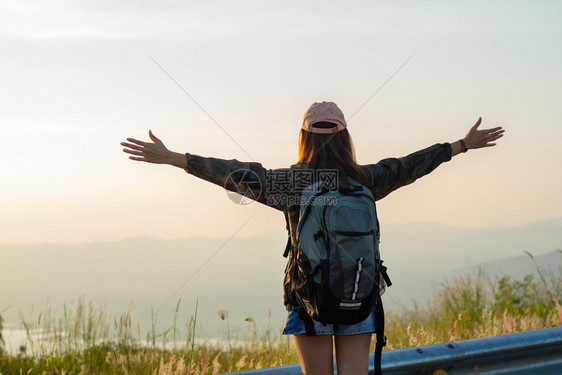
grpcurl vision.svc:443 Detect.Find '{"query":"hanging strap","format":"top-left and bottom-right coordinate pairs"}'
top-left (303, 315), bottom-right (316, 337)
top-left (283, 235), bottom-right (292, 258)
top-left (380, 262), bottom-right (392, 288)
top-left (294, 305), bottom-right (316, 336)
top-left (374, 293), bottom-right (386, 375)
top-left (282, 209), bottom-right (294, 258)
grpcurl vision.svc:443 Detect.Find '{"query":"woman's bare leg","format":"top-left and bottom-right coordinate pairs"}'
top-left (293, 334), bottom-right (334, 375)
top-left (334, 333), bottom-right (372, 375)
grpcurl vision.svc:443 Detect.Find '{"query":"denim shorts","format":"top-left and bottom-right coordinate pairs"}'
top-left (282, 306), bottom-right (377, 335)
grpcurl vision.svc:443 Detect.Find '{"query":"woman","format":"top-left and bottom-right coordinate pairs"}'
top-left (121, 101), bottom-right (504, 375)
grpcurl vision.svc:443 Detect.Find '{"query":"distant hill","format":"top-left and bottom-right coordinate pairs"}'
top-left (386, 249), bottom-right (561, 312)
top-left (1, 218), bottom-right (560, 336)
top-left (379, 218), bottom-right (562, 309)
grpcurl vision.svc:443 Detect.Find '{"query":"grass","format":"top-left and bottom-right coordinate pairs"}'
top-left (1, 256), bottom-right (560, 374)
top-left (385, 266), bottom-right (562, 349)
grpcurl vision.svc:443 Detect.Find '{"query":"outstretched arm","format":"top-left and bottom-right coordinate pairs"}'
top-left (450, 117), bottom-right (504, 157)
top-left (121, 130), bottom-right (288, 211)
top-left (363, 117), bottom-right (505, 200)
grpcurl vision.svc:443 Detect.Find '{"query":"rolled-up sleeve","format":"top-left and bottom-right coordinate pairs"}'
top-left (185, 153), bottom-right (288, 211)
top-left (361, 143), bottom-right (452, 201)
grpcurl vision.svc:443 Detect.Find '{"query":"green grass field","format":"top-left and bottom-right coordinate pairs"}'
top-left (1, 261), bottom-right (560, 375)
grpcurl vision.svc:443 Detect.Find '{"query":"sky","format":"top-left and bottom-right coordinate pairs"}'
top-left (1, 0), bottom-right (561, 246)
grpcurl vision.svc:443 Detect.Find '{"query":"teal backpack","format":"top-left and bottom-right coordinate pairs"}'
top-left (284, 177), bottom-right (391, 374)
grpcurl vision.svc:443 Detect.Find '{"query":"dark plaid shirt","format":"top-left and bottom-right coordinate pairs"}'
top-left (186, 142), bottom-right (452, 304)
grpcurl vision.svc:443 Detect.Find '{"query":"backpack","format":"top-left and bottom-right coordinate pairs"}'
top-left (284, 177), bottom-right (391, 375)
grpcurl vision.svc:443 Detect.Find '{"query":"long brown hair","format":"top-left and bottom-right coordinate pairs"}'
top-left (297, 128), bottom-right (369, 186)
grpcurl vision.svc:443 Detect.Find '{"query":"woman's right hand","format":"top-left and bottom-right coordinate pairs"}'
top-left (121, 130), bottom-right (187, 169)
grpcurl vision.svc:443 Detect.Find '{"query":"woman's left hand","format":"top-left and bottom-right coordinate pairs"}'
top-left (463, 117), bottom-right (505, 150)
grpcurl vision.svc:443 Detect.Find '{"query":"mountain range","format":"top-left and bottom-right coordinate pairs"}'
top-left (1, 217), bottom-right (560, 337)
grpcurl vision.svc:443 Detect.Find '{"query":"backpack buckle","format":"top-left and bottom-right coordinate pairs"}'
top-left (376, 334), bottom-right (387, 348)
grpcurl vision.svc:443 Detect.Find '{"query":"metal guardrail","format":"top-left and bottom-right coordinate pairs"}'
top-left (226, 326), bottom-right (562, 375)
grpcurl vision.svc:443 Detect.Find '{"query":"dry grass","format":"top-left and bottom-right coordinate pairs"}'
top-left (1, 262), bottom-right (560, 374)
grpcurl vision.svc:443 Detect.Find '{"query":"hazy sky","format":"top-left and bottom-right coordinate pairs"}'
top-left (1, 0), bottom-right (561, 245)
